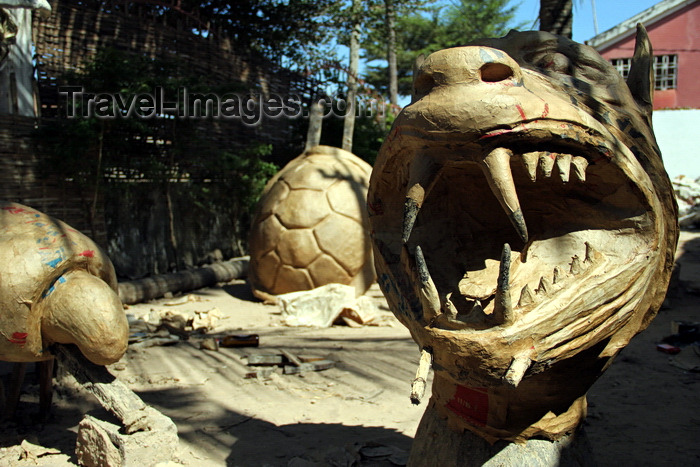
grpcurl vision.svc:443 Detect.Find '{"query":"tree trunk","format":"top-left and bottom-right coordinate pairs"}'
top-left (386, 0), bottom-right (398, 107)
top-left (117, 256), bottom-right (249, 305)
top-left (539, 0), bottom-right (573, 39)
top-left (342, 0), bottom-right (361, 152)
top-left (305, 100), bottom-right (323, 151)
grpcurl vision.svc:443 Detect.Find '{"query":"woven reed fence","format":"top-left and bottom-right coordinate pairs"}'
top-left (0, 114), bottom-right (106, 243)
top-left (6, 0), bottom-right (321, 278)
top-left (32, 0), bottom-right (316, 148)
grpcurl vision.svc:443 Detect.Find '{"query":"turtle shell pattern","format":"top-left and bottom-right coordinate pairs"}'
top-left (248, 146), bottom-right (375, 300)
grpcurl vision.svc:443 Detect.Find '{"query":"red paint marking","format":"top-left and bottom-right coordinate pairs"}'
top-left (479, 129), bottom-right (514, 140)
top-left (2, 207), bottom-right (24, 214)
top-left (515, 104), bottom-right (526, 120)
top-left (446, 385), bottom-right (489, 427)
top-left (9, 332), bottom-right (28, 345)
top-left (542, 103), bottom-right (550, 118)
top-left (79, 250), bottom-right (95, 258)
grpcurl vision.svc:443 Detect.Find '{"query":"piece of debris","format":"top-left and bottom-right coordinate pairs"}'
top-left (245, 367), bottom-right (276, 379)
top-left (245, 350), bottom-right (335, 376)
top-left (663, 320), bottom-right (700, 347)
top-left (54, 345), bottom-right (179, 466)
top-left (246, 354), bottom-right (284, 366)
top-left (19, 440), bottom-right (61, 462)
top-left (199, 337), bottom-right (219, 351)
top-left (129, 336), bottom-right (180, 350)
top-left (219, 334), bottom-right (259, 348)
top-left (673, 175), bottom-right (700, 228)
top-left (163, 294), bottom-right (199, 306)
top-left (656, 343), bottom-right (681, 354)
top-left (283, 360), bottom-right (335, 375)
top-left (668, 344), bottom-right (700, 372)
top-left (277, 283), bottom-right (379, 327)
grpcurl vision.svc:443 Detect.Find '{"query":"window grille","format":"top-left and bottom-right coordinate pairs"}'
top-left (654, 54), bottom-right (677, 90)
top-left (610, 55), bottom-right (677, 90)
top-left (611, 57), bottom-right (631, 80)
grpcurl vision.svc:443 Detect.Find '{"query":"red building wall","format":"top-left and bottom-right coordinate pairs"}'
top-left (597, 2), bottom-right (700, 109)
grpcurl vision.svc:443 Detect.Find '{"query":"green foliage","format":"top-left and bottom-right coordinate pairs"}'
top-left (101, 0), bottom-right (339, 70)
top-left (319, 103), bottom-right (395, 166)
top-left (36, 48), bottom-right (280, 263)
top-left (362, 0), bottom-right (520, 96)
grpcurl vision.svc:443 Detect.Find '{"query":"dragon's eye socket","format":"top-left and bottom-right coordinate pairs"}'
top-left (526, 51), bottom-right (572, 75)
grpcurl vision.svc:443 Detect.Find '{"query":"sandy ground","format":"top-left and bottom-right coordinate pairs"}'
top-left (1, 232), bottom-right (699, 466)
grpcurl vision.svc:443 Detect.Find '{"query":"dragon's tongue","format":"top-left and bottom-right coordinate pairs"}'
top-left (480, 147), bottom-right (528, 243)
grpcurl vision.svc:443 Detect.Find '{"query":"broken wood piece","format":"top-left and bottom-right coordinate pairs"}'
top-left (56, 344), bottom-right (178, 466)
top-left (297, 355), bottom-right (325, 363)
top-left (246, 354), bottom-right (284, 366)
top-left (129, 336), bottom-right (180, 350)
top-left (280, 349), bottom-right (303, 366)
top-left (283, 360), bottom-right (335, 375)
top-left (218, 334), bottom-right (259, 348)
top-left (410, 348), bottom-right (433, 405)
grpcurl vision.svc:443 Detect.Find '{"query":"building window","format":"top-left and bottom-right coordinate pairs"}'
top-left (610, 55), bottom-right (677, 90)
top-left (654, 54), bottom-right (677, 90)
top-left (611, 57), bottom-right (631, 80)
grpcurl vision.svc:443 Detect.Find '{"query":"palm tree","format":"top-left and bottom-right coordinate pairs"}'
top-left (539, 0), bottom-right (573, 38)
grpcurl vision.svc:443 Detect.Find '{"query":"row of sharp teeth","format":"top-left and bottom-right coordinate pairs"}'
top-left (401, 147), bottom-right (595, 389)
top-left (408, 240), bottom-right (600, 389)
top-left (402, 147), bottom-right (590, 247)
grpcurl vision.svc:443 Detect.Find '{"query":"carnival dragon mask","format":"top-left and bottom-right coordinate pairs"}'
top-left (368, 26), bottom-right (678, 441)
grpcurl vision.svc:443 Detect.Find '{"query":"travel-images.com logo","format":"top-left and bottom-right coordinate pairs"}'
top-left (59, 86), bottom-right (385, 126)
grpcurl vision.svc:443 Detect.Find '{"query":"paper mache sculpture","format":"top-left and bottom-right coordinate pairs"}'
top-left (0, 201), bottom-right (128, 366)
top-left (367, 25), bottom-right (679, 456)
top-left (249, 145), bottom-right (376, 302)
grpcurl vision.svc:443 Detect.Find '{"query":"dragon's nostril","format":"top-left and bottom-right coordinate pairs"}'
top-left (480, 62), bottom-right (514, 82)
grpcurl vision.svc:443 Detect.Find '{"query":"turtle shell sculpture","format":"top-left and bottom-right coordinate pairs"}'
top-left (249, 145), bottom-right (375, 302)
top-left (368, 26), bottom-right (679, 443)
top-left (0, 202), bottom-right (128, 366)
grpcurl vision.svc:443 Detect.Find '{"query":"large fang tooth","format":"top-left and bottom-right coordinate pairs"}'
top-left (503, 352), bottom-right (532, 388)
top-left (402, 156), bottom-right (441, 243)
top-left (518, 284), bottom-right (534, 307)
top-left (410, 348), bottom-right (432, 404)
top-left (402, 193), bottom-right (421, 244)
top-left (572, 156), bottom-right (588, 182)
top-left (522, 153), bottom-right (538, 181)
top-left (556, 154), bottom-right (572, 182)
top-left (481, 148), bottom-right (528, 243)
top-left (493, 243), bottom-right (514, 324)
top-left (415, 245), bottom-right (441, 320)
top-left (539, 152), bottom-right (555, 177)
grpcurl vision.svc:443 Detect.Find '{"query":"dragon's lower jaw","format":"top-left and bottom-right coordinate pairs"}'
top-left (400, 143), bottom-right (654, 344)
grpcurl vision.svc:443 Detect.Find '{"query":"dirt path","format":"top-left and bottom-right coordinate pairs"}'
top-left (1, 233), bottom-right (699, 466)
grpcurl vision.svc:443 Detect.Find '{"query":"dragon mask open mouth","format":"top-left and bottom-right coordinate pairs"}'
top-left (368, 27), bottom-right (678, 414)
